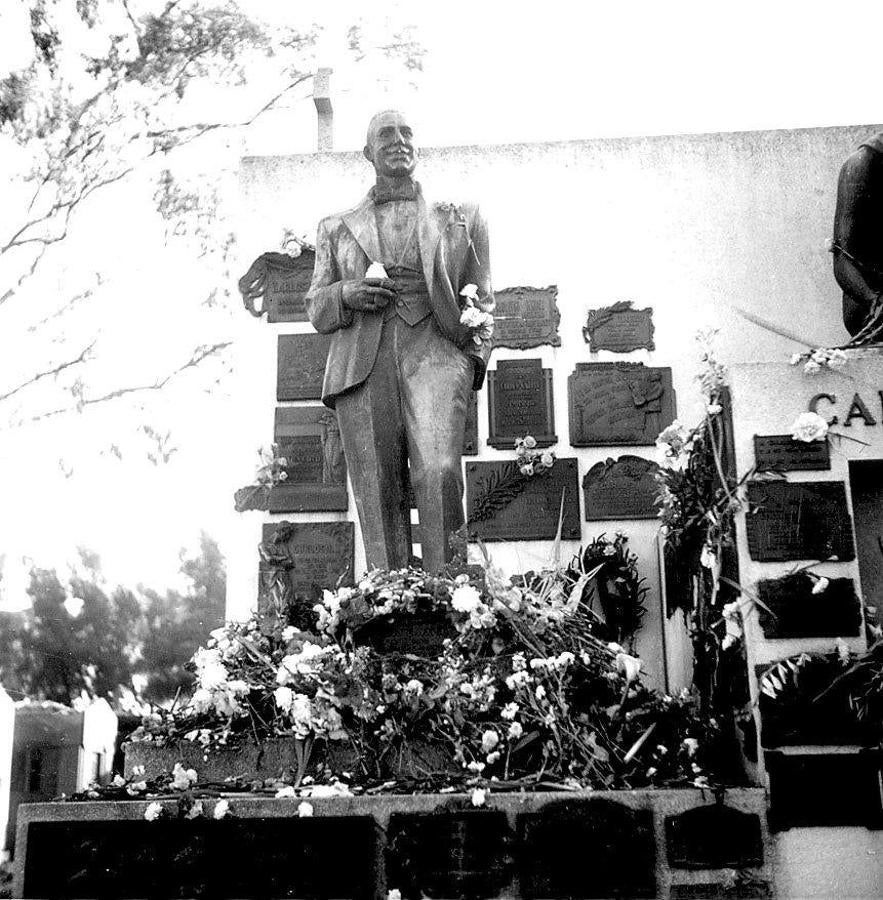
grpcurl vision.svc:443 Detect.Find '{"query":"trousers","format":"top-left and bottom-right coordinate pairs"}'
top-left (335, 314), bottom-right (473, 573)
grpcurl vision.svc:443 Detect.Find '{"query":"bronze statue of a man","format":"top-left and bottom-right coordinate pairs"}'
top-left (832, 131), bottom-right (883, 335)
top-left (305, 110), bottom-right (494, 572)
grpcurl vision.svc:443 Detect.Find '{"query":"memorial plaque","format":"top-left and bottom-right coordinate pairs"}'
top-left (269, 407), bottom-right (348, 513)
top-left (487, 358), bottom-right (556, 449)
top-left (491, 285), bottom-right (561, 349)
top-left (746, 482), bottom-right (855, 562)
top-left (465, 458), bottom-right (581, 542)
top-left (258, 521), bottom-right (354, 612)
top-left (518, 798), bottom-right (656, 899)
top-left (665, 804), bottom-right (763, 869)
top-left (568, 363), bottom-right (676, 446)
top-left (237, 249), bottom-right (316, 322)
top-left (754, 434), bottom-right (831, 471)
top-left (277, 333), bottom-right (331, 401)
top-left (756, 571), bottom-right (862, 639)
top-left (22, 817), bottom-right (377, 900)
top-left (463, 390), bottom-right (479, 456)
top-left (583, 300), bottom-right (655, 353)
top-left (583, 455), bottom-right (660, 520)
top-left (354, 611), bottom-right (457, 657)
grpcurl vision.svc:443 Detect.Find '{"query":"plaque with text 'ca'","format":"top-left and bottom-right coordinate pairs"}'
top-left (277, 333), bottom-right (331, 401)
top-left (268, 407), bottom-right (348, 513)
top-left (583, 301), bottom-right (655, 353)
top-left (237, 250), bottom-right (315, 322)
top-left (746, 482), bottom-right (855, 562)
top-left (583, 455), bottom-right (661, 520)
top-left (491, 286), bottom-right (561, 350)
top-left (754, 435), bottom-right (831, 471)
top-left (568, 363), bottom-right (676, 446)
top-left (487, 359), bottom-right (556, 449)
top-left (465, 458), bottom-right (581, 542)
top-left (258, 521), bottom-right (354, 613)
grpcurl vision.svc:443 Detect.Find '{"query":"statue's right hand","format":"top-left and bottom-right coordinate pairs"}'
top-left (341, 278), bottom-right (397, 312)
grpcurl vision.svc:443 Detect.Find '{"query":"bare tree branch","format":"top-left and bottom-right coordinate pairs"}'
top-left (13, 341), bottom-right (232, 425)
top-left (0, 341), bottom-right (96, 405)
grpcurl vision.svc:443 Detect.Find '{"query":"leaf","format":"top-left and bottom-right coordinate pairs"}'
top-left (511, 729), bottom-right (541, 754)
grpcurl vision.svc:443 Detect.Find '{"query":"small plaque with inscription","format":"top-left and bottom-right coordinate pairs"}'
top-left (465, 458), bottom-right (581, 542)
top-left (258, 521), bottom-right (354, 613)
top-left (491, 286), bottom-right (561, 350)
top-left (568, 363), bottom-right (676, 446)
top-left (463, 390), bottom-right (479, 456)
top-left (583, 455), bottom-right (660, 520)
top-left (754, 434), bottom-right (831, 471)
top-left (583, 301), bottom-right (655, 353)
top-left (746, 482), bottom-right (855, 562)
top-left (487, 358), bottom-right (556, 449)
top-left (238, 250), bottom-right (315, 322)
top-left (269, 407), bottom-right (348, 513)
top-left (277, 333), bottom-right (332, 401)
top-left (756, 571), bottom-right (861, 638)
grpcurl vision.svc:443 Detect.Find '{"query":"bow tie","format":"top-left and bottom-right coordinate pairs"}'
top-left (373, 183), bottom-right (417, 205)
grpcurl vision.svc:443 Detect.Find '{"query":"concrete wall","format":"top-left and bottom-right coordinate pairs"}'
top-left (0, 686), bottom-right (14, 857)
top-left (228, 123), bottom-right (881, 693)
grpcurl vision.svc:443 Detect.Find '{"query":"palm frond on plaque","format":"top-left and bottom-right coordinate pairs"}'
top-left (469, 461), bottom-right (532, 522)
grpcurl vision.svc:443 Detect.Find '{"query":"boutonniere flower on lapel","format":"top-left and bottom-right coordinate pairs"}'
top-left (459, 284), bottom-right (494, 347)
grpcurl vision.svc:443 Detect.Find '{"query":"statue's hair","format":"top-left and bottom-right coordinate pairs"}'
top-left (365, 109), bottom-right (408, 146)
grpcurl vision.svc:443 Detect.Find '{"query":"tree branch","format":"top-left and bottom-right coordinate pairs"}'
top-left (13, 341), bottom-right (232, 425)
top-left (0, 341), bottom-right (96, 405)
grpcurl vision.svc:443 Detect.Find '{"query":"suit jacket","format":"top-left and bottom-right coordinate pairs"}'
top-left (304, 182), bottom-right (494, 408)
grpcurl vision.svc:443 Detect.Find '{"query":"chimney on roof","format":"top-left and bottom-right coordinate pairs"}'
top-left (314, 68), bottom-right (333, 152)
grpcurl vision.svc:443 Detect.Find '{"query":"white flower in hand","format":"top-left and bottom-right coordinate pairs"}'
top-left (460, 305), bottom-right (487, 328)
top-left (366, 261), bottom-right (388, 279)
top-left (460, 283), bottom-right (479, 303)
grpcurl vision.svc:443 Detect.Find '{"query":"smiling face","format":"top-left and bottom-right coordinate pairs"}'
top-left (364, 110), bottom-right (417, 178)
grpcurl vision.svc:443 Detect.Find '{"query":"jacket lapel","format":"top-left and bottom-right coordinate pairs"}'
top-left (342, 194), bottom-right (382, 265)
top-left (416, 183), bottom-right (443, 291)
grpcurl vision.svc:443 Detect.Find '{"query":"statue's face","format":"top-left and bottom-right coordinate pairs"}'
top-left (364, 111), bottom-right (417, 178)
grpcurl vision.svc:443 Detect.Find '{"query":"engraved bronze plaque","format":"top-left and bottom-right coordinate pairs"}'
top-left (583, 455), bottom-right (660, 520)
top-left (583, 301), bottom-right (655, 353)
top-left (463, 390), bottom-right (479, 456)
top-left (269, 407), bottom-right (348, 513)
top-left (491, 286), bottom-right (560, 350)
top-left (267, 250), bottom-right (315, 323)
top-left (258, 521), bottom-right (354, 610)
top-left (277, 333), bottom-right (331, 401)
top-left (746, 482), bottom-right (855, 562)
top-left (754, 435), bottom-right (831, 472)
top-left (568, 363), bottom-right (676, 446)
top-left (465, 458), bottom-right (581, 542)
top-left (487, 359), bottom-right (556, 449)
top-left (238, 250), bottom-right (315, 322)
top-left (756, 571), bottom-right (861, 638)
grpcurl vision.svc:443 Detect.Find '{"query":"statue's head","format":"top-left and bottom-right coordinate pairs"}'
top-left (363, 109), bottom-right (417, 179)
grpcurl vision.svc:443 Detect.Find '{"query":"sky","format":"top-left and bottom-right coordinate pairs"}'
top-left (2, 0), bottom-right (883, 606)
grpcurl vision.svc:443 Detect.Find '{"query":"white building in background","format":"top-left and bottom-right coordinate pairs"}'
top-left (6, 698), bottom-right (117, 854)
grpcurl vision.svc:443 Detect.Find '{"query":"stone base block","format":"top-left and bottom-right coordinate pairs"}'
top-left (14, 788), bottom-right (771, 899)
